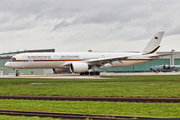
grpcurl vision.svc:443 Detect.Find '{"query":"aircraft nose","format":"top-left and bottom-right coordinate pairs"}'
top-left (5, 62), bottom-right (10, 67)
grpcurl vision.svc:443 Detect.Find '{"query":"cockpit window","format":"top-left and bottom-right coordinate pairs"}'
top-left (10, 57), bottom-right (16, 61)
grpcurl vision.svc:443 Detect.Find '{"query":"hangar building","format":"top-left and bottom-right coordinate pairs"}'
top-left (98, 50), bottom-right (180, 72)
top-left (0, 49), bottom-right (179, 75)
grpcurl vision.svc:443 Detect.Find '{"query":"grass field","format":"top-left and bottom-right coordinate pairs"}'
top-left (0, 75), bottom-right (180, 98)
top-left (0, 75), bottom-right (180, 119)
top-left (0, 115), bottom-right (62, 120)
top-left (0, 99), bottom-right (180, 118)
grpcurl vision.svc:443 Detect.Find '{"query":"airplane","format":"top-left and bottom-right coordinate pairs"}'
top-left (5, 31), bottom-right (169, 76)
top-left (150, 65), bottom-right (180, 72)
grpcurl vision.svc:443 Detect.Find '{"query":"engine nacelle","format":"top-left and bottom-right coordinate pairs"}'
top-left (70, 63), bottom-right (88, 73)
top-left (53, 68), bottom-right (69, 74)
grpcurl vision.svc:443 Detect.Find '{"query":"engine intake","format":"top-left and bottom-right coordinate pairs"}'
top-left (70, 63), bottom-right (88, 73)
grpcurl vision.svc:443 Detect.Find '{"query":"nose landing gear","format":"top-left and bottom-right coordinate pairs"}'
top-left (15, 69), bottom-right (19, 76)
top-left (15, 73), bottom-right (19, 76)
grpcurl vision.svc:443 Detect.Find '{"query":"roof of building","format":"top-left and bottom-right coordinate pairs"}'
top-left (0, 49), bottom-right (55, 58)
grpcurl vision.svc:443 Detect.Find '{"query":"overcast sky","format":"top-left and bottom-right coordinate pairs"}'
top-left (0, 0), bottom-right (180, 53)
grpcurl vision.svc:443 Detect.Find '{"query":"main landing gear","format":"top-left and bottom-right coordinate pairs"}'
top-left (80, 71), bottom-right (100, 75)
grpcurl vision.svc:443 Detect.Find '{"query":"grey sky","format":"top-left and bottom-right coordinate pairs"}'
top-left (0, 0), bottom-right (180, 53)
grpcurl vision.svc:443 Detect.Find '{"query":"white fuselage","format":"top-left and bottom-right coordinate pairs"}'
top-left (5, 52), bottom-right (153, 70)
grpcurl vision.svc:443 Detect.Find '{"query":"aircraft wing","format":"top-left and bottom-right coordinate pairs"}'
top-left (86, 54), bottom-right (141, 67)
top-left (88, 56), bottom-right (128, 65)
top-left (63, 54), bottom-right (137, 68)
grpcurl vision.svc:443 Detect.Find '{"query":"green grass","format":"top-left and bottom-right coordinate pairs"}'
top-left (0, 99), bottom-right (180, 118)
top-left (0, 75), bottom-right (180, 98)
top-left (0, 115), bottom-right (62, 120)
top-left (0, 76), bottom-right (180, 118)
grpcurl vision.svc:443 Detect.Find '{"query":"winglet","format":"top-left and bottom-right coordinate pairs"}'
top-left (142, 31), bottom-right (164, 54)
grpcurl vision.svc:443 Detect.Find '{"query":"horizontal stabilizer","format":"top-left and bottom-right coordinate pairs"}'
top-left (149, 54), bottom-right (172, 59)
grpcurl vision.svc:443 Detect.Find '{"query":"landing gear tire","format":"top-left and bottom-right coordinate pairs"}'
top-left (15, 73), bottom-right (19, 76)
top-left (90, 72), bottom-right (95, 75)
top-left (80, 72), bottom-right (90, 75)
top-left (15, 69), bottom-right (19, 76)
top-left (95, 71), bottom-right (100, 75)
top-left (85, 72), bottom-right (89, 75)
top-left (80, 73), bottom-right (85, 75)
top-left (80, 71), bottom-right (100, 75)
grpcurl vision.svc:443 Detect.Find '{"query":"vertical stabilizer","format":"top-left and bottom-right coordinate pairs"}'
top-left (142, 31), bottom-right (164, 54)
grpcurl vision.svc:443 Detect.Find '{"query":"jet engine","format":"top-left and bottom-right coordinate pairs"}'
top-left (70, 63), bottom-right (88, 73)
top-left (53, 68), bottom-right (69, 74)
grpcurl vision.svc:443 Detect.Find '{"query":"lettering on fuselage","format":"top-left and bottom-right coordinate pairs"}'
top-left (28, 56), bottom-right (51, 60)
top-left (26, 55), bottom-right (80, 60)
top-left (60, 55), bottom-right (80, 59)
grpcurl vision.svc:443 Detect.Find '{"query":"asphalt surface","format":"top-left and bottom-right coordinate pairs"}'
top-left (1, 95), bottom-right (180, 103)
top-left (0, 72), bottom-right (180, 79)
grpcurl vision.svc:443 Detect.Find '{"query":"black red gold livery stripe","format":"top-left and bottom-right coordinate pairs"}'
top-left (7, 59), bottom-right (153, 62)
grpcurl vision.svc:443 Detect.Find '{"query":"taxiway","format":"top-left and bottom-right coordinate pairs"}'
top-left (0, 72), bottom-right (180, 79)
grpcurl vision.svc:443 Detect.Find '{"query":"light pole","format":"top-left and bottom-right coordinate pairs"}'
top-left (170, 49), bottom-right (175, 65)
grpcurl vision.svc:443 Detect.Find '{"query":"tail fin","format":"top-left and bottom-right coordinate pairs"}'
top-left (142, 31), bottom-right (164, 54)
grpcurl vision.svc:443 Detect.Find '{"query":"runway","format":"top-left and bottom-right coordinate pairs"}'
top-left (101, 72), bottom-right (180, 76)
top-left (0, 72), bottom-right (180, 79)
top-left (0, 74), bottom-right (101, 79)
